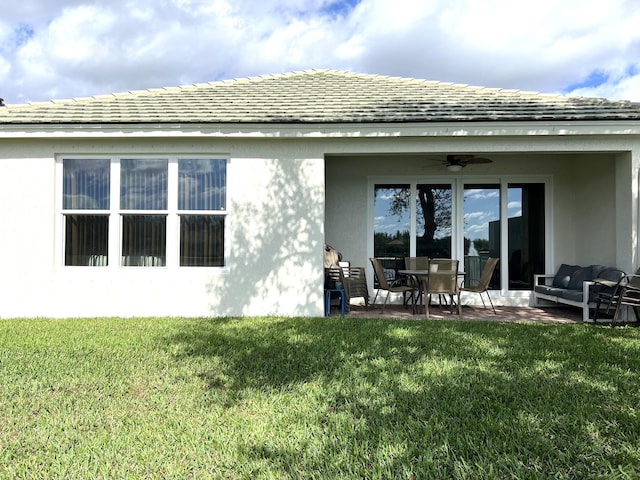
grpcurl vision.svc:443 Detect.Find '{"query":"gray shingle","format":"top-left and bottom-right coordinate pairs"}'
top-left (1, 69), bottom-right (640, 125)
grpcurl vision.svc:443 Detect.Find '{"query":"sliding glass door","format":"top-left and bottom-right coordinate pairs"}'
top-left (372, 179), bottom-right (546, 292)
top-left (507, 183), bottom-right (545, 290)
top-left (416, 184), bottom-right (452, 258)
top-left (373, 184), bottom-right (410, 282)
top-left (463, 184), bottom-right (500, 289)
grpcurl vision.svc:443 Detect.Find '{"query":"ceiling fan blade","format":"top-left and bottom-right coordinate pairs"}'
top-left (465, 157), bottom-right (493, 164)
top-left (447, 154), bottom-right (492, 165)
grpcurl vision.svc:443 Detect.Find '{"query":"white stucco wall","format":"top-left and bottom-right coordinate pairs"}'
top-left (0, 138), bottom-right (326, 318)
top-left (560, 153), bottom-right (617, 267)
top-left (1, 123), bottom-right (640, 317)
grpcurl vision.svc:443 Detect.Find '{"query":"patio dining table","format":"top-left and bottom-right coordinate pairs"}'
top-left (398, 268), bottom-right (466, 313)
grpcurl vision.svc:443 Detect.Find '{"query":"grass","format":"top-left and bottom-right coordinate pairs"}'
top-left (1, 316), bottom-right (640, 479)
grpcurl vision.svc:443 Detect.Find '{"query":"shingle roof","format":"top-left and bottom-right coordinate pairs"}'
top-left (2, 69), bottom-right (640, 125)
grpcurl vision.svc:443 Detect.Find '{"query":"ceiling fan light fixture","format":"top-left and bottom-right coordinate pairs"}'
top-left (447, 163), bottom-right (463, 172)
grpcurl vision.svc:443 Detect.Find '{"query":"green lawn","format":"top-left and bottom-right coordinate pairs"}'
top-left (1, 316), bottom-right (640, 479)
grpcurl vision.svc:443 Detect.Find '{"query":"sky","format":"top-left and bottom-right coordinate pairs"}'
top-left (1, 0), bottom-right (640, 104)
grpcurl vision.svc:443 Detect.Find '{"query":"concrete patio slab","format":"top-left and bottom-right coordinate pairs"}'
top-left (333, 304), bottom-right (585, 324)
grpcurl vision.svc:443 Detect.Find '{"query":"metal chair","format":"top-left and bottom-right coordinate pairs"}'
top-left (404, 256), bottom-right (430, 270)
top-left (339, 266), bottom-right (370, 310)
top-left (461, 257), bottom-right (499, 314)
top-left (370, 258), bottom-right (417, 312)
top-left (594, 271), bottom-right (640, 326)
top-left (424, 258), bottom-right (461, 318)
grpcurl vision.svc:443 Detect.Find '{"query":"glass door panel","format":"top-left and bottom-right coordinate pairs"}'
top-left (508, 183), bottom-right (545, 290)
top-left (463, 184), bottom-right (500, 289)
top-left (371, 180), bottom-right (546, 292)
top-left (373, 184), bottom-right (410, 283)
top-left (416, 184), bottom-right (452, 258)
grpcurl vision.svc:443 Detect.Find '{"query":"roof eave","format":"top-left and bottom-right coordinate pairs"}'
top-left (1, 119), bottom-right (640, 139)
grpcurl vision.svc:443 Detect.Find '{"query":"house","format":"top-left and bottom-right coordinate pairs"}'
top-left (1, 69), bottom-right (639, 318)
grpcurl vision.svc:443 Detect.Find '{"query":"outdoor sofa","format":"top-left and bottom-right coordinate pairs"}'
top-left (533, 264), bottom-right (625, 322)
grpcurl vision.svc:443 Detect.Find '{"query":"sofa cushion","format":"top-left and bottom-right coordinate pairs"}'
top-left (534, 285), bottom-right (569, 297)
top-left (558, 289), bottom-right (585, 302)
top-left (590, 265), bottom-right (607, 279)
top-left (596, 267), bottom-right (625, 283)
top-left (568, 266), bottom-right (595, 290)
top-left (552, 264), bottom-right (580, 288)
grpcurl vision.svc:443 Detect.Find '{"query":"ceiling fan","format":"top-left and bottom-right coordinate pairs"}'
top-left (444, 154), bottom-right (493, 172)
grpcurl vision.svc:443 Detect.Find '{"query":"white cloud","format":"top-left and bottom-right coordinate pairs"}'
top-left (2, 0), bottom-right (640, 103)
top-left (465, 190), bottom-right (499, 201)
top-left (507, 201), bottom-right (522, 217)
top-left (464, 211), bottom-right (487, 221)
top-left (567, 66), bottom-right (640, 101)
top-left (465, 221), bottom-right (489, 238)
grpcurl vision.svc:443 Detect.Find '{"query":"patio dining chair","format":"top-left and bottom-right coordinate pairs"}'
top-left (370, 257), bottom-right (417, 313)
top-left (461, 257), bottom-right (499, 314)
top-left (339, 266), bottom-right (370, 310)
top-left (403, 256), bottom-right (430, 270)
top-left (403, 256), bottom-right (430, 305)
top-left (424, 258), bottom-right (461, 319)
top-left (594, 270), bottom-right (640, 326)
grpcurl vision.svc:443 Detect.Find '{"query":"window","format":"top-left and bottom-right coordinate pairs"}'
top-left (60, 157), bottom-right (227, 268)
top-left (120, 159), bottom-right (168, 267)
top-left (62, 159), bottom-right (110, 266)
top-left (372, 178), bottom-right (546, 291)
top-left (178, 159), bottom-right (226, 267)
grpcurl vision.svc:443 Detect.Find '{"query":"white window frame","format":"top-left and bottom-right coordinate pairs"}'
top-left (368, 174), bottom-right (552, 293)
top-left (56, 155), bottom-right (229, 270)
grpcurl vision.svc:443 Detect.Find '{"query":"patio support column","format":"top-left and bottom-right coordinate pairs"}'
top-left (615, 151), bottom-right (639, 272)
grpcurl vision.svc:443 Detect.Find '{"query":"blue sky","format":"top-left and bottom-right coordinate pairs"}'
top-left (1, 0), bottom-right (640, 104)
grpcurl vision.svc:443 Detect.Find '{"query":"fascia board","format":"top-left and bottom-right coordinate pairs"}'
top-left (1, 121), bottom-right (640, 139)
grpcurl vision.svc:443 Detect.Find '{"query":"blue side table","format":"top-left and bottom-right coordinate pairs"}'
top-left (325, 288), bottom-right (346, 316)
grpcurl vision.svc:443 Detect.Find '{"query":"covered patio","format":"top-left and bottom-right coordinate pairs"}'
top-left (325, 148), bottom-right (635, 313)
